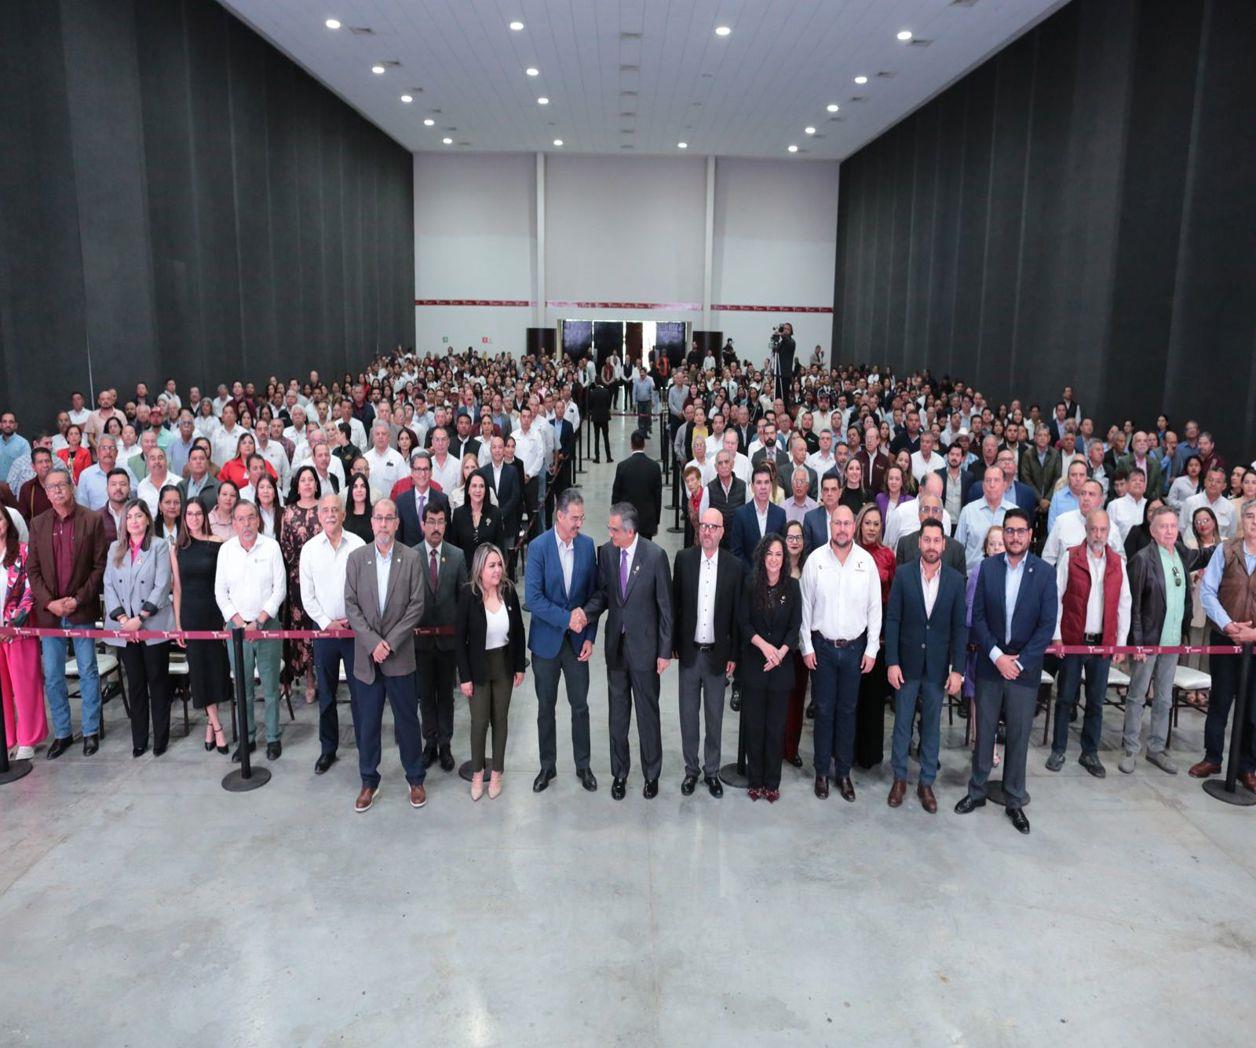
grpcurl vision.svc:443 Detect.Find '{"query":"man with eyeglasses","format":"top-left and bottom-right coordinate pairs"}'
top-left (397, 450), bottom-right (450, 547)
top-left (956, 508), bottom-right (1057, 835)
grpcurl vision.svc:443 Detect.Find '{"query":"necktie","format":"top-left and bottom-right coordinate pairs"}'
top-left (619, 548), bottom-right (629, 600)
top-left (429, 549), bottom-right (439, 591)
top-left (417, 492), bottom-right (426, 521)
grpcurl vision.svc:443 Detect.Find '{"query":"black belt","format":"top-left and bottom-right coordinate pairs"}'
top-left (813, 631), bottom-right (866, 649)
top-left (1083, 633), bottom-right (1103, 645)
top-left (696, 643), bottom-right (717, 652)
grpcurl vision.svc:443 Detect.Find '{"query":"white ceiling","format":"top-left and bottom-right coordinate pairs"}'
top-left (221, 0), bottom-right (1069, 159)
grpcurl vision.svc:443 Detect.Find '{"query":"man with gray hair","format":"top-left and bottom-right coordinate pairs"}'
top-left (364, 421), bottom-right (405, 500)
top-left (584, 502), bottom-right (674, 800)
top-left (75, 433), bottom-right (119, 510)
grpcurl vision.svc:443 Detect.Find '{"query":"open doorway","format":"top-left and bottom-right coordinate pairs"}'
top-left (557, 319), bottom-right (691, 372)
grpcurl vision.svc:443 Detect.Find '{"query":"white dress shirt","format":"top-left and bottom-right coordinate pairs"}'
top-left (884, 500), bottom-right (953, 552)
top-left (685, 457), bottom-right (717, 486)
top-left (694, 549), bottom-right (719, 644)
top-left (910, 450), bottom-right (945, 483)
top-left (1041, 509), bottom-right (1125, 565)
top-left (1107, 494), bottom-right (1146, 545)
top-left (556, 533), bottom-right (575, 594)
top-left (512, 427), bottom-right (545, 479)
top-left (1180, 491), bottom-right (1235, 540)
top-left (299, 529), bottom-right (365, 628)
top-left (136, 474), bottom-right (173, 516)
top-left (365, 446), bottom-right (406, 499)
top-left (798, 542), bottom-right (883, 659)
top-left (1054, 544), bottom-right (1132, 643)
top-left (428, 452), bottom-right (462, 496)
top-left (212, 425), bottom-right (244, 467)
top-left (214, 533), bottom-right (287, 623)
top-left (374, 541), bottom-right (395, 614)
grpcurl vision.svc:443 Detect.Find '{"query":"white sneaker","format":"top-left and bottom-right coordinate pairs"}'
top-left (1146, 750), bottom-right (1178, 775)
top-left (1118, 752), bottom-right (1137, 775)
top-left (14, 746), bottom-right (35, 760)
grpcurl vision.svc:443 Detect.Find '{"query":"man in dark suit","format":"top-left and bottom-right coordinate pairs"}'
top-left (344, 498), bottom-right (428, 813)
top-left (935, 442), bottom-right (973, 517)
top-left (397, 450), bottom-right (451, 547)
top-left (955, 507), bottom-right (1057, 835)
top-left (546, 401), bottom-right (576, 500)
top-left (706, 451), bottom-right (746, 549)
top-left (98, 469), bottom-right (132, 546)
top-left (750, 421), bottom-right (790, 481)
top-left (611, 430), bottom-right (663, 539)
top-left (895, 493), bottom-right (967, 574)
top-left (525, 488), bottom-right (599, 793)
top-left (672, 508), bottom-right (741, 797)
top-left (772, 323), bottom-right (796, 405)
top-left (413, 502), bottom-right (467, 773)
top-left (584, 502), bottom-right (674, 800)
top-left (177, 445), bottom-right (219, 513)
top-left (731, 465), bottom-right (787, 569)
top-left (884, 520), bottom-right (968, 813)
top-left (587, 382), bottom-right (613, 463)
top-left (1019, 425), bottom-right (1062, 523)
top-left (478, 435), bottom-right (522, 562)
top-left (450, 411), bottom-right (481, 463)
top-left (803, 474), bottom-right (841, 554)
top-left (856, 427), bottom-right (891, 495)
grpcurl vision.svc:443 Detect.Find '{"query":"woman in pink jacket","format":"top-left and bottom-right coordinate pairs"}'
top-left (0, 509), bottom-right (47, 758)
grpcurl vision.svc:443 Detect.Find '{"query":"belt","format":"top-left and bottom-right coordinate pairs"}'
top-left (696, 643), bottom-right (717, 652)
top-left (813, 631), bottom-right (866, 649)
top-left (1082, 633), bottom-right (1104, 646)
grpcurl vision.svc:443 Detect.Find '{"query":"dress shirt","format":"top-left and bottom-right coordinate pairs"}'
top-left (784, 496), bottom-right (818, 525)
top-left (428, 452), bottom-right (462, 496)
top-left (556, 533), bottom-right (575, 595)
top-left (754, 502), bottom-right (771, 540)
top-left (619, 534), bottom-right (639, 584)
top-left (214, 533), bottom-right (287, 623)
top-left (1181, 492), bottom-right (1235, 540)
top-left (1200, 541), bottom-right (1256, 630)
top-left (167, 437), bottom-right (197, 477)
top-left (806, 450), bottom-right (837, 476)
top-left (1041, 509), bottom-right (1125, 565)
top-left (940, 469), bottom-right (966, 522)
top-left (1047, 488), bottom-right (1080, 532)
top-left (920, 563), bottom-right (942, 618)
top-left (884, 500), bottom-right (953, 551)
top-left (136, 474), bottom-right (173, 516)
top-left (991, 554), bottom-right (1027, 658)
top-left (299, 529), bottom-right (364, 628)
top-left (798, 542), bottom-right (883, 659)
top-left (1158, 545), bottom-right (1187, 645)
top-left (955, 496), bottom-right (1018, 570)
top-left (1054, 545), bottom-right (1131, 641)
top-left (634, 376), bottom-right (656, 405)
top-left (694, 549), bottom-right (719, 644)
top-left (256, 440), bottom-right (290, 490)
top-left (374, 541), bottom-right (395, 615)
top-left (1106, 494), bottom-right (1146, 545)
top-left (366, 447), bottom-right (406, 499)
top-left (0, 434), bottom-right (30, 484)
top-left (684, 458), bottom-right (717, 486)
top-left (74, 464), bottom-right (110, 511)
top-left (212, 425), bottom-right (244, 467)
top-left (909, 450), bottom-right (945, 483)
top-left (511, 428), bottom-right (545, 478)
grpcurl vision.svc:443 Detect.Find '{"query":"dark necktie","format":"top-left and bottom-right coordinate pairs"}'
top-left (429, 548), bottom-right (439, 591)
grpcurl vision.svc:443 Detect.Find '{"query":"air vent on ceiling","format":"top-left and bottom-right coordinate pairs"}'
top-left (457, 141), bottom-right (470, 147)
top-left (376, 59), bottom-right (402, 68)
top-left (348, 26), bottom-right (374, 35)
top-left (619, 110), bottom-right (636, 117)
top-left (849, 95), bottom-right (868, 103)
top-left (950, 0), bottom-right (980, 6)
top-left (620, 64), bottom-right (639, 72)
top-left (620, 144), bottom-right (634, 149)
top-left (828, 115), bottom-right (845, 122)
top-left (620, 90), bottom-right (638, 97)
top-left (875, 71), bottom-right (896, 79)
top-left (701, 72), bottom-right (714, 79)
top-left (407, 86), bottom-right (424, 94)
top-left (429, 108), bottom-right (442, 114)
top-left (691, 100), bottom-right (702, 106)
top-left (908, 38), bottom-right (932, 47)
top-left (619, 32), bottom-right (642, 40)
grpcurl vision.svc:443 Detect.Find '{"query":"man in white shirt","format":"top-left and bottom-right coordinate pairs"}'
top-left (799, 504), bottom-right (883, 802)
top-left (885, 474), bottom-right (953, 551)
top-left (511, 407), bottom-right (546, 538)
top-left (300, 495), bottom-right (365, 775)
top-left (1180, 464), bottom-right (1235, 539)
top-left (684, 438), bottom-right (716, 487)
top-left (255, 426), bottom-right (291, 493)
top-left (365, 422), bottom-right (406, 500)
top-left (1042, 479), bottom-right (1125, 565)
top-left (783, 466), bottom-right (818, 525)
top-left (214, 500), bottom-right (287, 760)
top-left (309, 437), bottom-right (345, 495)
top-left (136, 447), bottom-right (173, 515)
top-left (426, 425), bottom-right (462, 496)
top-left (807, 429), bottom-right (838, 477)
top-left (211, 404), bottom-right (244, 467)
top-left (720, 430), bottom-right (752, 486)
top-left (1107, 466), bottom-right (1148, 545)
top-left (910, 431), bottom-right (946, 483)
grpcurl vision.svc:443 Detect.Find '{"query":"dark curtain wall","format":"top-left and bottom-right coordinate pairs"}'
top-left (0, 0), bottom-right (415, 429)
top-left (832, 0), bottom-right (1256, 457)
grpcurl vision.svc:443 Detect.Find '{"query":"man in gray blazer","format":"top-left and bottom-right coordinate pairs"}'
top-left (413, 501), bottom-right (466, 772)
top-left (584, 502), bottom-right (673, 800)
top-left (344, 498), bottom-right (428, 813)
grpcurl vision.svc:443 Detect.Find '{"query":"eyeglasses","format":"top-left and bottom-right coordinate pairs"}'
top-left (698, 523), bottom-right (724, 532)
top-left (371, 514), bottom-right (397, 523)
top-left (1003, 526), bottom-right (1030, 536)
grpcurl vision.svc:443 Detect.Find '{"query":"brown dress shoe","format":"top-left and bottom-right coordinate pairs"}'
top-left (814, 775), bottom-right (830, 799)
top-left (354, 785), bottom-right (379, 813)
top-left (917, 783), bottom-right (938, 814)
top-left (1240, 771), bottom-right (1256, 794)
top-left (887, 779), bottom-right (907, 807)
top-left (1188, 760), bottom-right (1221, 779)
top-left (409, 783), bottom-right (427, 808)
top-left (837, 776), bottom-right (856, 802)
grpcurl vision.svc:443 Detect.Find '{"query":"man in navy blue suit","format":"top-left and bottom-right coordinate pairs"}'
top-left (731, 465), bottom-right (787, 569)
top-left (884, 519), bottom-right (968, 813)
top-left (955, 507), bottom-right (1057, 834)
top-left (525, 487), bottom-right (599, 794)
top-left (802, 473), bottom-right (841, 555)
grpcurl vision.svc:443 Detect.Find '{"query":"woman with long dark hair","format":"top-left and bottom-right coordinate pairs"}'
top-left (839, 458), bottom-right (869, 515)
top-left (782, 520), bottom-right (809, 769)
top-left (342, 472), bottom-right (374, 544)
top-left (280, 465), bottom-right (323, 704)
top-left (853, 503), bottom-right (895, 768)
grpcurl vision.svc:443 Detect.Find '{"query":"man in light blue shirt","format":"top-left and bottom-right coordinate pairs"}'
top-left (0, 412), bottom-right (31, 486)
top-left (955, 466), bottom-right (1018, 570)
top-left (1047, 459), bottom-right (1089, 532)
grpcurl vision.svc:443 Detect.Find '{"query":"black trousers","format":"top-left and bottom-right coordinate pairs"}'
top-left (522, 476), bottom-right (540, 541)
top-left (593, 421), bottom-right (611, 460)
top-left (120, 641), bottom-right (172, 751)
top-left (743, 681), bottom-right (789, 789)
top-left (312, 637), bottom-right (355, 756)
top-left (415, 645), bottom-right (456, 747)
top-left (854, 649), bottom-right (888, 768)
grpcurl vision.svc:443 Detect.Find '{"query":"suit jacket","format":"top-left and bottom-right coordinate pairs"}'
top-left (935, 466), bottom-right (974, 507)
top-left (587, 384), bottom-right (612, 424)
top-left (414, 541), bottom-right (465, 652)
top-left (98, 505), bottom-right (125, 547)
top-left (970, 552), bottom-right (1058, 684)
top-left (178, 476), bottom-right (220, 514)
top-left (671, 545), bottom-right (741, 667)
top-left (611, 452), bottom-right (663, 538)
top-left (584, 537), bottom-right (673, 671)
top-left (802, 503), bottom-right (830, 555)
top-left (895, 531), bottom-right (968, 575)
top-left (1119, 454), bottom-right (1163, 497)
top-left (1127, 539), bottom-right (1208, 646)
top-left (344, 541), bottom-right (425, 685)
top-left (706, 477), bottom-right (746, 548)
top-left (397, 486), bottom-right (451, 547)
top-left (454, 585), bottom-right (526, 684)
top-left (736, 574), bottom-right (801, 688)
top-left (730, 500), bottom-right (787, 568)
top-left (102, 540), bottom-right (175, 646)
top-left (751, 446), bottom-right (791, 482)
top-left (525, 528), bottom-right (599, 659)
top-left (857, 449), bottom-right (891, 494)
top-left (1019, 447), bottom-right (1062, 499)
top-left (884, 561), bottom-right (968, 681)
top-left (782, 460), bottom-right (819, 500)
top-left (449, 502), bottom-right (502, 566)
top-left (26, 504), bottom-right (109, 627)
top-left (477, 462), bottom-right (522, 547)
top-left (452, 436), bottom-right (482, 463)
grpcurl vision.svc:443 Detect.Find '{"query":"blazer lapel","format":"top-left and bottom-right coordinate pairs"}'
top-left (363, 550), bottom-right (381, 614)
top-left (551, 536), bottom-right (570, 602)
top-left (622, 544), bottom-right (645, 604)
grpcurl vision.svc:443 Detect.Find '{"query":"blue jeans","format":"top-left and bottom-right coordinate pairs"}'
top-left (891, 678), bottom-right (944, 785)
top-left (811, 634), bottom-right (864, 778)
top-left (41, 616), bottom-right (101, 738)
top-left (1053, 653), bottom-right (1109, 756)
top-left (353, 671), bottom-right (426, 789)
top-left (313, 637), bottom-right (356, 757)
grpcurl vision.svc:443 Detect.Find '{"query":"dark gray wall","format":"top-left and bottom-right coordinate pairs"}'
top-left (832, 0), bottom-right (1256, 457)
top-left (0, 0), bottom-right (415, 430)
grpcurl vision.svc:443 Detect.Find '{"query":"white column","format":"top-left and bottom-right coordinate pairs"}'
top-left (535, 151), bottom-right (546, 330)
top-left (703, 155), bottom-right (715, 331)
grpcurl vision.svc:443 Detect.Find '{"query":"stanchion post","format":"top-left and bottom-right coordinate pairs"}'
top-left (719, 698), bottom-right (749, 790)
top-left (222, 625), bottom-right (271, 793)
top-left (0, 669), bottom-right (32, 784)
top-left (1203, 642), bottom-right (1256, 806)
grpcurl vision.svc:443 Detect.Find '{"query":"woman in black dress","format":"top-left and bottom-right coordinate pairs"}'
top-left (738, 533), bottom-right (802, 802)
top-left (342, 472), bottom-right (374, 544)
top-left (171, 498), bottom-right (230, 755)
top-left (449, 472), bottom-right (501, 565)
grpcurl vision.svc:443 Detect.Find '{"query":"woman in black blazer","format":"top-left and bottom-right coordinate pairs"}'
top-left (454, 542), bottom-right (526, 800)
top-left (738, 533), bottom-right (802, 802)
top-left (449, 472), bottom-right (502, 566)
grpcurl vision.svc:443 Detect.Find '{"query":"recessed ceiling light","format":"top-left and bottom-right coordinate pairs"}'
top-left (827, 103), bottom-right (840, 113)
top-left (553, 138), bottom-right (563, 146)
top-left (897, 30), bottom-right (913, 41)
top-left (424, 118), bottom-right (435, 126)
top-left (787, 144), bottom-right (798, 153)
top-left (804, 126), bottom-right (816, 135)
top-left (537, 96), bottom-right (549, 105)
top-left (401, 94), bottom-right (413, 103)
top-left (854, 75), bottom-right (868, 85)
top-left (526, 67), bottom-right (540, 77)
top-left (714, 25), bottom-right (731, 36)
top-left (442, 137), bottom-right (453, 145)
top-left (324, 18), bottom-right (341, 30)
top-left (371, 64), bottom-right (386, 75)
top-left (677, 141), bottom-right (688, 149)
top-left (509, 20), bottom-right (524, 31)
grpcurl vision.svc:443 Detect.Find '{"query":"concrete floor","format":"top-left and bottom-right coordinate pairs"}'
top-left (2, 414), bottom-right (1254, 1048)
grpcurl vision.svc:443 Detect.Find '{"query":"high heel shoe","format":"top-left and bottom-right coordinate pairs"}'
top-left (488, 771), bottom-right (502, 799)
top-left (213, 724), bottom-right (228, 755)
top-left (471, 771), bottom-right (484, 801)
top-left (204, 722), bottom-right (215, 751)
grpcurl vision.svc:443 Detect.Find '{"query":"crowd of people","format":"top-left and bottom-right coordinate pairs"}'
top-left (0, 340), bottom-right (1254, 831)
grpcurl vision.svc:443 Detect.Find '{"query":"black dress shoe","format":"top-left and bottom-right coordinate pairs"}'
top-left (681, 774), bottom-right (698, 796)
top-left (47, 736), bottom-right (74, 760)
top-left (786, 754), bottom-right (804, 768)
top-left (315, 752), bottom-right (338, 775)
top-left (152, 744), bottom-right (167, 757)
top-left (837, 776), bottom-right (855, 802)
top-left (132, 746), bottom-right (147, 758)
top-left (730, 689), bottom-right (742, 713)
top-left (439, 744), bottom-right (455, 772)
top-left (82, 734), bottom-right (99, 756)
top-left (1006, 807), bottom-right (1031, 834)
top-left (643, 779), bottom-right (659, 799)
top-left (533, 767), bottom-right (557, 793)
top-left (232, 741), bottom-right (257, 763)
top-left (422, 744), bottom-right (439, 768)
top-left (577, 767), bottom-right (598, 792)
top-left (953, 794), bottom-right (986, 815)
top-left (705, 775), bottom-right (723, 798)
top-left (814, 775), bottom-right (830, 799)
top-left (266, 741), bottom-right (282, 760)
top-left (611, 777), bottom-right (627, 800)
